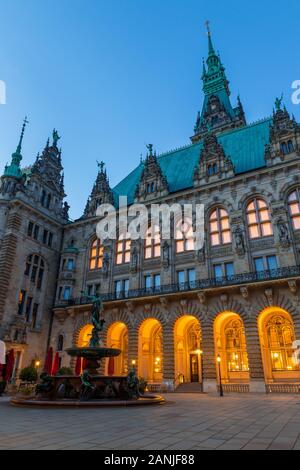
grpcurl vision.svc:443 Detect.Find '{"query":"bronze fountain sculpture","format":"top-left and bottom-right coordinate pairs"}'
top-left (11, 293), bottom-right (164, 407)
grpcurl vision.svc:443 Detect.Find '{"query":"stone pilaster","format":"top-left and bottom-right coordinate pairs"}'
top-left (244, 320), bottom-right (266, 393)
top-left (0, 212), bottom-right (22, 328)
top-left (128, 326), bottom-right (139, 372)
top-left (201, 319), bottom-right (217, 392)
top-left (162, 324), bottom-right (175, 388)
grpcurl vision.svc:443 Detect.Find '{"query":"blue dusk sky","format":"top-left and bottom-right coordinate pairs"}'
top-left (0, 0), bottom-right (299, 219)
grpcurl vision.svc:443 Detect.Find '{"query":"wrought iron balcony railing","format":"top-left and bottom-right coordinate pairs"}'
top-left (54, 265), bottom-right (300, 308)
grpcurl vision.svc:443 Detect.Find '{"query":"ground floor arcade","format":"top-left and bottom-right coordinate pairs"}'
top-left (52, 290), bottom-right (300, 393)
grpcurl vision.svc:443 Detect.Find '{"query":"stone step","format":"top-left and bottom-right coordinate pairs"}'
top-left (175, 382), bottom-right (204, 393)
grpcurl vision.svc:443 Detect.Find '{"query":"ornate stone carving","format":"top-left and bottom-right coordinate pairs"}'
top-left (288, 280), bottom-right (298, 295)
top-left (194, 132), bottom-right (235, 186)
top-left (276, 217), bottom-right (290, 248)
top-left (233, 226), bottom-right (245, 256)
top-left (196, 243), bottom-right (206, 264)
top-left (102, 251), bottom-right (110, 277)
top-left (162, 241), bottom-right (170, 270)
top-left (240, 287), bottom-right (249, 299)
top-left (134, 145), bottom-right (169, 202)
top-left (264, 288), bottom-right (273, 305)
top-left (130, 246), bottom-right (139, 274)
top-left (197, 292), bottom-right (206, 304)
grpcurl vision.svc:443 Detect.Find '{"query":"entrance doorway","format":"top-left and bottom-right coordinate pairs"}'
top-left (174, 315), bottom-right (202, 384)
top-left (190, 354), bottom-right (199, 382)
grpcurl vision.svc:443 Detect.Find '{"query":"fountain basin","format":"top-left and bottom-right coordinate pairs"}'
top-left (10, 375), bottom-right (165, 407)
top-left (66, 347), bottom-right (121, 359)
top-left (66, 347), bottom-right (121, 375)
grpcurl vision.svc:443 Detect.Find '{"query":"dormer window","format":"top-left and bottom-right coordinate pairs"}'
top-left (280, 140), bottom-right (294, 155)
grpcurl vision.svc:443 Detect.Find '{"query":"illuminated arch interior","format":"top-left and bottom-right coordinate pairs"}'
top-left (78, 324), bottom-right (93, 347)
top-left (138, 318), bottom-right (163, 382)
top-left (258, 307), bottom-right (300, 382)
top-left (214, 312), bottom-right (249, 383)
top-left (106, 322), bottom-right (128, 376)
top-left (174, 315), bottom-right (202, 384)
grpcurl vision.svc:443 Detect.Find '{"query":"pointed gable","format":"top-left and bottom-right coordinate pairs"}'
top-left (83, 161), bottom-right (114, 218)
top-left (134, 145), bottom-right (169, 202)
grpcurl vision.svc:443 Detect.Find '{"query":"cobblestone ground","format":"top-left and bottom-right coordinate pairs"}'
top-left (1, 393), bottom-right (300, 450)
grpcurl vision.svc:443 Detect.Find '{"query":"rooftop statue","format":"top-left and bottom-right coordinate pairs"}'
top-left (52, 129), bottom-right (61, 147)
top-left (275, 95), bottom-right (283, 112)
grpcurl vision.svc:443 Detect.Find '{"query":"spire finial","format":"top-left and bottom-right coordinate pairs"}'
top-left (205, 20), bottom-right (210, 35)
top-left (16, 116), bottom-right (29, 154)
top-left (97, 160), bottom-right (105, 172)
top-left (205, 20), bottom-right (215, 55)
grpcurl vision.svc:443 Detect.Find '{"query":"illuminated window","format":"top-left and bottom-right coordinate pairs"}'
top-left (89, 238), bottom-right (103, 270)
top-left (224, 318), bottom-right (249, 372)
top-left (144, 225), bottom-right (161, 259)
top-left (175, 218), bottom-right (194, 253)
top-left (266, 315), bottom-right (299, 371)
top-left (209, 208), bottom-right (231, 246)
top-left (288, 189), bottom-right (300, 230)
top-left (246, 198), bottom-right (273, 239)
top-left (116, 234), bottom-right (131, 265)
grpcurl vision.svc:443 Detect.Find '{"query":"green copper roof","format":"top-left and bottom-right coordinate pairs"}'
top-left (113, 118), bottom-right (272, 205)
top-left (3, 117), bottom-right (28, 180)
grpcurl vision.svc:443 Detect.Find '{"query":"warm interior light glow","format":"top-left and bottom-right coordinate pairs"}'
top-left (217, 355), bottom-right (221, 363)
top-left (35, 360), bottom-right (41, 367)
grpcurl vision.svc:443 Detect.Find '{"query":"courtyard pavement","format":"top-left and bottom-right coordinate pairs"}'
top-left (0, 393), bottom-right (300, 450)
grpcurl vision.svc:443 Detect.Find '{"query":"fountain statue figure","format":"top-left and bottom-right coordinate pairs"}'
top-left (88, 294), bottom-right (105, 347)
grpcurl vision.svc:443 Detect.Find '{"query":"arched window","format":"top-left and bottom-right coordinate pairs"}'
top-left (288, 140), bottom-right (294, 153)
top-left (24, 255), bottom-right (45, 289)
top-left (175, 218), bottom-right (194, 253)
top-left (116, 233), bottom-right (131, 265)
top-left (41, 190), bottom-right (46, 206)
top-left (280, 142), bottom-right (288, 155)
top-left (89, 238), bottom-right (103, 270)
top-left (139, 319), bottom-right (163, 382)
top-left (209, 208), bottom-right (231, 246)
top-left (57, 334), bottom-right (64, 352)
top-left (265, 315), bottom-right (298, 371)
top-left (246, 198), bottom-right (273, 239)
top-left (224, 318), bottom-right (249, 372)
top-left (288, 189), bottom-right (300, 230)
top-left (144, 225), bottom-right (161, 259)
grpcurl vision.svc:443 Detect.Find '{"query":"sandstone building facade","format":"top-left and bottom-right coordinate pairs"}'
top-left (1, 29), bottom-right (300, 393)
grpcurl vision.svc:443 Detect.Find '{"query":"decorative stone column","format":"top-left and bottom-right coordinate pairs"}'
top-left (244, 319), bottom-right (266, 393)
top-left (162, 323), bottom-right (175, 391)
top-left (128, 325), bottom-right (139, 373)
top-left (201, 319), bottom-right (217, 393)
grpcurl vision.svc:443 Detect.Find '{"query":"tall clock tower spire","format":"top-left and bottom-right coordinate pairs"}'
top-left (192, 23), bottom-right (246, 142)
